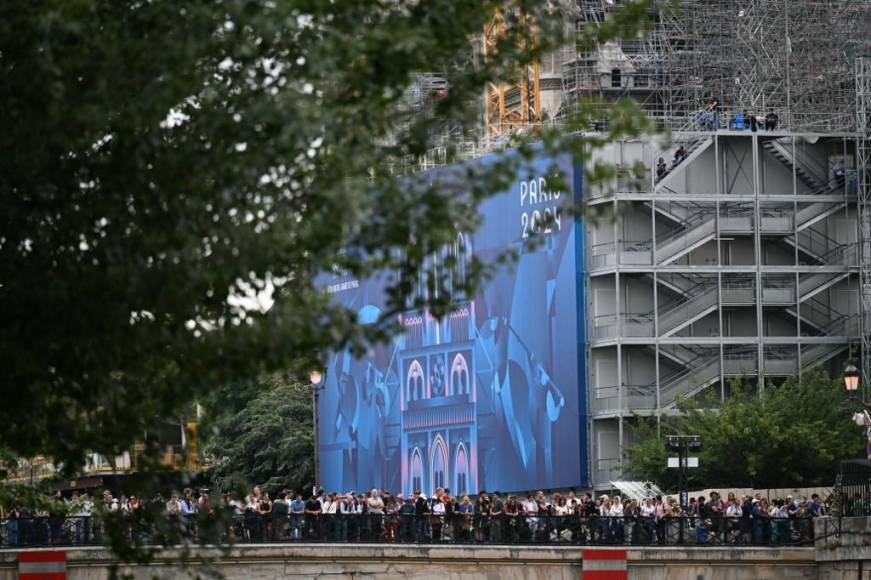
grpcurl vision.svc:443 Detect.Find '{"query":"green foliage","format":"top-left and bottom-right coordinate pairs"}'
top-left (0, 0), bottom-right (655, 475)
top-left (624, 370), bottom-right (865, 490)
top-left (201, 373), bottom-right (314, 496)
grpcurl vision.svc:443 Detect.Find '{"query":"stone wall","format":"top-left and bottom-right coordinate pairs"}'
top-left (0, 544), bottom-right (818, 580)
top-left (815, 516), bottom-right (871, 580)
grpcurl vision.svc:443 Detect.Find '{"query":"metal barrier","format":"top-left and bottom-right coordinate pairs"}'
top-left (0, 514), bottom-right (817, 548)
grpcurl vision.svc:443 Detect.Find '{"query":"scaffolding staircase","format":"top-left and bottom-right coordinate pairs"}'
top-left (795, 201), bottom-right (847, 232)
top-left (651, 341), bottom-right (847, 409)
top-left (651, 351), bottom-right (721, 409)
top-left (654, 209), bottom-right (717, 264)
top-left (784, 227), bottom-right (854, 265)
top-left (798, 272), bottom-right (851, 302)
top-left (645, 200), bottom-right (705, 225)
top-left (785, 297), bottom-right (857, 337)
top-left (639, 280), bottom-right (718, 337)
top-left (643, 272), bottom-right (701, 297)
top-left (802, 343), bottom-right (850, 369)
top-left (654, 136), bottom-right (715, 193)
top-left (761, 138), bottom-right (834, 195)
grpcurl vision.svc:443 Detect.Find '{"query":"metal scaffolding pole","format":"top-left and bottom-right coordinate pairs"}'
top-left (857, 56), bottom-right (871, 387)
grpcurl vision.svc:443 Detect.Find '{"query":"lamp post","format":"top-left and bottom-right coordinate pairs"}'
top-left (309, 368), bottom-right (327, 497)
top-left (666, 435), bottom-right (702, 512)
top-left (843, 364), bottom-right (871, 460)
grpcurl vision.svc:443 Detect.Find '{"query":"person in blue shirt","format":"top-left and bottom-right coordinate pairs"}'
top-left (808, 494), bottom-right (822, 517)
top-left (457, 495), bottom-right (475, 542)
top-left (399, 496), bottom-right (415, 541)
top-left (289, 494), bottom-right (306, 540)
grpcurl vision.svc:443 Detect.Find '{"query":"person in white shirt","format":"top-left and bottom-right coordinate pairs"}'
top-left (598, 496), bottom-right (611, 517)
top-left (323, 493), bottom-right (339, 514)
top-left (431, 499), bottom-right (446, 541)
top-left (640, 499), bottom-right (656, 518)
top-left (552, 496), bottom-right (570, 541)
top-left (608, 496), bottom-right (625, 542)
top-left (553, 497), bottom-right (570, 516)
top-left (367, 489), bottom-right (385, 514)
top-left (522, 494), bottom-right (540, 535)
top-left (725, 501), bottom-right (742, 518)
top-left (609, 496), bottom-right (624, 517)
top-left (639, 498), bottom-right (656, 542)
top-left (598, 496), bottom-right (611, 541)
top-left (725, 499), bottom-right (743, 542)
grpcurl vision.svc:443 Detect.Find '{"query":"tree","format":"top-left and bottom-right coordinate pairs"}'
top-left (1, 0), bottom-right (653, 473)
top-left (623, 370), bottom-right (865, 490)
top-left (200, 373), bottom-right (314, 496)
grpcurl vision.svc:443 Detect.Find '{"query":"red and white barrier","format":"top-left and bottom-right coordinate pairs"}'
top-left (582, 548), bottom-right (627, 580)
top-left (18, 551), bottom-right (66, 580)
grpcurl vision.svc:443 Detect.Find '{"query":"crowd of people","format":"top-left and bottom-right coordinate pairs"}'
top-left (693, 96), bottom-right (780, 133)
top-left (0, 485), bottom-right (826, 547)
top-left (238, 487), bottom-right (823, 546)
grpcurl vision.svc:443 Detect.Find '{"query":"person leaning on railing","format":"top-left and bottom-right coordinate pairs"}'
top-left (503, 495), bottom-right (521, 542)
top-left (321, 492), bottom-right (340, 541)
top-left (289, 494), bottom-right (305, 540)
top-left (473, 492), bottom-right (490, 543)
top-left (489, 491), bottom-right (504, 543)
top-left (457, 495), bottom-right (474, 542)
top-left (398, 495), bottom-right (415, 542)
top-left (304, 494), bottom-right (322, 540)
top-left (413, 490), bottom-right (429, 542)
top-left (271, 491), bottom-right (289, 541)
top-left (384, 493), bottom-right (402, 541)
top-left (367, 489), bottom-right (385, 540)
top-left (724, 494), bottom-right (743, 544)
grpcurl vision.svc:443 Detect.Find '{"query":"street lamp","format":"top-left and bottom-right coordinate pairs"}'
top-left (843, 363), bottom-right (871, 460)
top-left (844, 364), bottom-right (860, 392)
top-left (309, 367), bottom-right (327, 497)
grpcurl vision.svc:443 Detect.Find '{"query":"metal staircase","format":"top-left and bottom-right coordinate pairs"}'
top-left (649, 351), bottom-right (721, 408)
top-left (802, 343), bottom-right (850, 368)
top-left (784, 227), bottom-right (855, 265)
top-left (646, 339), bottom-right (849, 409)
top-left (640, 280), bottom-right (719, 337)
top-left (798, 272), bottom-right (851, 302)
top-left (643, 272), bottom-right (704, 297)
top-left (795, 201), bottom-right (848, 232)
top-left (654, 136), bottom-right (715, 193)
top-left (785, 297), bottom-right (858, 337)
top-left (761, 138), bottom-right (834, 194)
top-left (644, 200), bottom-right (705, 225)
top-left (654, 209), bottom-right (717, 264)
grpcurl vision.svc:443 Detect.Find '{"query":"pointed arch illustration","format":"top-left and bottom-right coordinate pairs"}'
top-left (430, 435), bottom-right (448, 493)
top-left (406, 359), bottom-right (425, 403)
top-left (450, 353), bottom-right (470, 396)
top-left (454, 442), bottom-right (470, 496)
top-left (409, 447), bottom-right (424, 493)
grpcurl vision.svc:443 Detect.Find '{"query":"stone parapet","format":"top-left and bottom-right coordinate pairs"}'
top-left (0, 543), bottom-right (818, 580)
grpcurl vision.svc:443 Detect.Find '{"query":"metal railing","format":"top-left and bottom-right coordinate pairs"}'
top-left (0, 514), bottom-right (817, 548)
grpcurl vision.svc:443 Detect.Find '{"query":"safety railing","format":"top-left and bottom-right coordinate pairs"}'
top-left (721, 278), bottom-right (756, 305)
top-left (0, 514), bottom-right (817, 548)
top-left (593, 384), bottom-right (657, 413)
top-left (589, 241), bottom-right (654, 270)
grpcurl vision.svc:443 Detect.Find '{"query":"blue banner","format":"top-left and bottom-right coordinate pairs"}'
top-left (318, 149), bottom-right (587, 495)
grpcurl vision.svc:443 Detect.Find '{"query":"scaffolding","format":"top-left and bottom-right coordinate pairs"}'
top-left (857, 56), bottom-right (871, 386)
top-left (562, 0), bottom-right (871, 133)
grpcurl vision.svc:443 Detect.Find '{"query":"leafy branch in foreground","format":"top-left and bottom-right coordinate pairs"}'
top-left (1, 0), bottom-right (657, 567)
